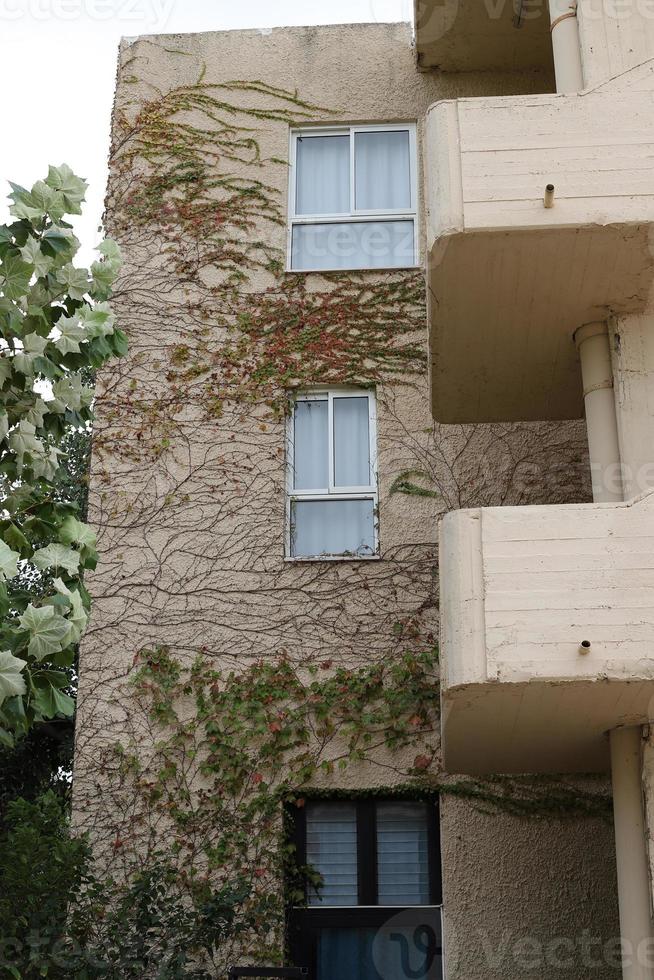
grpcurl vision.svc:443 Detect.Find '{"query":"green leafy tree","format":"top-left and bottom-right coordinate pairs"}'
top-left (0, 165), bottom-right (126, 747)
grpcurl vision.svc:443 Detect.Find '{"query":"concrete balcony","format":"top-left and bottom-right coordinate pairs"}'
top-left (439, 491), bottom-right (654, 775)
top-left (426, 80), bottom-right (654, 424)
top-left (414, 0), bottom-right (553, 72)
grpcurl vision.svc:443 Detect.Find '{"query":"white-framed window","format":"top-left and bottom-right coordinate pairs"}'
top-left (288, 124), bottom-right (418, 272)
top-left (286, 388), bottom-right (378, 560)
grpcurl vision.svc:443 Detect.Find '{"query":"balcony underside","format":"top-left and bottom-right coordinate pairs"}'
top-left (428, 224), bottom-right (653, 424)
top-left (426, 86), bottom-right (654, 424)
top-left (414, 0), bottom-right (553, 72)
top-left (440, 492), bottom-right (654, 776)
top-left (443, 680), bottom-right (654, 774)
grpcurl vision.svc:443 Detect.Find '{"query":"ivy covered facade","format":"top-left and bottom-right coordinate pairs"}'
top-left (72, 22), bottom-right (622, 979)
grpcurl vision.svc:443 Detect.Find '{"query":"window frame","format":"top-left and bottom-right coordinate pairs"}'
top-left (285, 388), bottom-right (379, 562)
top-left (287, 797), bottom-right (443, 974)
top-left (287, 123), bottom-right (419, 273)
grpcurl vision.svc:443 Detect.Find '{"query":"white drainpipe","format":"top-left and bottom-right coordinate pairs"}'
top-left (610, 728), bottom-right (654, 980)
top-left (574, 321), bottom-right (623, 503)
top-left (575, 321), bottom-right (653, 976)
top-left (548, 0), bottom-right (583, 93)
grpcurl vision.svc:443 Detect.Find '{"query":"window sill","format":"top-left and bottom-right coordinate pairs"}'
top-left (284, 554), bottom-right (382, 564)
top-left (292, 904), bottom-right (443, 911)
top-left (285, 265), bottom-right (421, 276)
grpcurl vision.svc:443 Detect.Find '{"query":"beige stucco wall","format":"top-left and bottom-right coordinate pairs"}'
top-left (73, 21), bottom-right (620, 977)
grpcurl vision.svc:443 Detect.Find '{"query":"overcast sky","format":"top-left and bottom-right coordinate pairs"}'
top-left (0, 0), bottom-right (411, 262)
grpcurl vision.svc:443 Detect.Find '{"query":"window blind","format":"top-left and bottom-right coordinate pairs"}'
top-left (306, 802), bottom-right (358, 906)
top-left (376, 802), bottom-right (430, 906)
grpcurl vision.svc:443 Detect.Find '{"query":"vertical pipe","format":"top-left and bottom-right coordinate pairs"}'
top-left (574, 321), bottom-right (623, 504)
top-left (610, 727), bottom-right (654, 980)
top-left (549, 0), bottom-right (583, 93)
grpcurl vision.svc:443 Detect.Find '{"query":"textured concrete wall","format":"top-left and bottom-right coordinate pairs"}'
top-left (73, 21), bottom-right (620, 978)
top-left (612, 311), bottom-right (654, 500)
top-left (442, 796), bottom-right (621, 978)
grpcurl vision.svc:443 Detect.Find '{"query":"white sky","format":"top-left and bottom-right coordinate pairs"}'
top-left (0, 0), bottom-right (411, 263)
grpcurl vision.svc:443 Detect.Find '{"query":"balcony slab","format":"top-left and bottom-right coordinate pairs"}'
top-left (426, 81), bottom-right (654, 423)
top-left (440, 491), bottom-right (654, 775)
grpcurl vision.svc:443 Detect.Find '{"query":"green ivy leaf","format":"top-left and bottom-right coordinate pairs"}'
top-left (56, 263), bottom-right (89, 301)
top-left (3, 523), bottom-right (30, 558)
top-left (0, 357), bottom-right (11, 387)
top-left (0, 225), bottom-right (13, 258)
top-left (112, 329), bottom-right (129, 357)
top-left (25, 397), bottom-right (49, 429)
top-left (89, 259), bottom-right (117, 298)
top-left (58, 516), bottom-right (96, 550)
top-left (53, 314), bottom-right (85, 355)
top-left (45, 164), bottom-right (88, 215)
top-left (79, 301), bottom-right (116, 338)
top-left (23, 332), bottom-right (49, 355)
top-left (0, 584), bottom-right (9, 619)
top-left (1, 252), bottom-right (33, 300)
top-left (28, 181), bottom-right (67, 222)
top-left (18, 604), bottom-right (71, 661)
top-left (42, 225), bottom-right (78, 259)
top-left (32, 680), bottom-right (75, 719)
top-left (97, 238), bottom-right (122, 265)
top-left (20, 236), bottom-right (54, 279)
top-left (32, 543), bottom-right (81, 577)
top-left (0, 650), bottom-right (27, 706)
top-left (0, 540), bottom-right (20, 581)
top-left (8, 182), bottom-right (47, 223)
top-left (53, 578), bottom-right (88, 644)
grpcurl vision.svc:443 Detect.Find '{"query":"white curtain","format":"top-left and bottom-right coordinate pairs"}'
top-left (306, 802), bottom-right (358, 906)
top-left (292, 219), bottom-right (414, 271)
top-left (294, 399), bottom-right (328, 490)
top-left (376, 802), bottom-right (430, 906)
top-left (333, 396), bottom-right (370, 488)
top-left (296, 135), bottom-right (350, 215)
top-left (291, 499), bottom-right (375, 558)
top-left (355, 130), bottom-right (411, 211)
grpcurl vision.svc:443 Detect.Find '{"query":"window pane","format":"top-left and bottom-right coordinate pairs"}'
top-left (333, 397), bottom-right (370, 488)
top-left (317, 929), bottom-right (373, 980)
top-left (377, 803), bottom-right (431, 906)
top-left (294, 399), bottom-right (328, 490)
top-left (306, 802), bottom-right (358, 906)
top-left (291, 220), bottom-right (415, 271)
top-left (296, 135), bottom-right (350, 215)
top-left (355, 130), bottom-right (412, 212)
top-left (317, 919), bottom-right (442, 980)
top-left (291, 499), bottom-right (375, 558)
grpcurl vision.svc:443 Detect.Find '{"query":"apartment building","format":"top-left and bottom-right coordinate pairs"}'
top-left (73, 3), bottom-right (654, 977)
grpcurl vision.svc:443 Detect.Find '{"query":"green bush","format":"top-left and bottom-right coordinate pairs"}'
top-left (0, 792), bottom-right (249, 979)
top-left (0, 791), bottom-right (90, 978)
